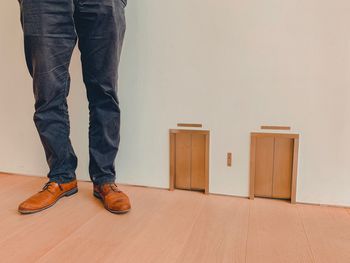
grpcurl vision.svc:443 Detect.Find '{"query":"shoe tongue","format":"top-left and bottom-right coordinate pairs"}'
top-left (48, 182), bottom-right (58, 190)
top-left (100, 184), bottom-right (109, 193)
top-left (48, 182), bottom-right (58, 189)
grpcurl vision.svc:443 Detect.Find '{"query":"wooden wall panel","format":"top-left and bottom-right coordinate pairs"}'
top-left (254, 137), bottom-right (275, 197)
top-left (272, 137), bottom-right (294, 199)
top-left (191, 134), bottom-right (206, 190)
top-left (169, 129), bottom-right (210, 194)
top-left (250, 132), bottom-right (299, 202)
top-left (175, 133), bottom-right (192, 189)
top-left (169, 133), bottom-right (175, 191)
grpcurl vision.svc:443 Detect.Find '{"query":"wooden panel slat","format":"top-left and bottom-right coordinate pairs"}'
top-left (169, 133), bottom-right (175, 191)
top-left (246, 199), bottom-right (314, 263)
top-left (272, 137), bottom-right (293, 199)
top-left (175, 133), bottom-right (192, 190)
top-left (254, 137), bottom-right (275, 197)
top-left (261, 126), bottom-right (291, 130)
top-left (177, 123), bottom-right (203, 128)
top-left (190, 134), bottom-right (206, 190)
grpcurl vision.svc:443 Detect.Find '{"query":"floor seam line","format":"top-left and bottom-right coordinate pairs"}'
top-left (173, 195), bottom-right (206, 263)
top-left (34, 209), bottom-right (105, 261)
top-left (296, 205), bottom-right (317, 263)
top-left (244, 200), bottom-right (251, 263)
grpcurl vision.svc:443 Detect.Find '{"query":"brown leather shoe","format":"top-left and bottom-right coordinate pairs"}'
top-left (93, 183), bottom-right (131, 214)
top-left (18, 180), bottom-right (78, 214)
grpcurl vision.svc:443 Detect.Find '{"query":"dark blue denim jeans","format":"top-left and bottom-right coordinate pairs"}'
top-left (18, 0), bottom-right (127, 185)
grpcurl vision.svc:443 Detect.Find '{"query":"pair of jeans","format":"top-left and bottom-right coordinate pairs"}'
top-left (18, 0), bottom-right (127, 185)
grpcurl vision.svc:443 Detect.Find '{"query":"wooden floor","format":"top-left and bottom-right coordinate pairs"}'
top-left (0, 173), bottom-right (350, 263)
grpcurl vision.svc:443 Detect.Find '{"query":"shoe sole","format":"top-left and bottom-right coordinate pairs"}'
top-left (93, 191), bottom-right (130, 214)
top-left (18, 187), bottom-right (78, 215)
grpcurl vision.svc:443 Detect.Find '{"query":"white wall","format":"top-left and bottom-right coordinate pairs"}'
top-left (1, 0), bottom-right (350, 206)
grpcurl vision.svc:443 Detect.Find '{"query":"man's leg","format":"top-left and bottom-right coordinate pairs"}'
top-left (19, 0), bottom-right (78, 184)
top-left (74, 0), bottom-right (131, 213)
top-left (17, 0), bottom-right (79, 214)
top-left (74, 0), bottom-right (126, 185)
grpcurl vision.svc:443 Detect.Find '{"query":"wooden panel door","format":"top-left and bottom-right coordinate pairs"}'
top-left (254, 136), bottom-right (275, 197)
top-left (175, 133), bottom-right (191, 189)
top-left (250, 133), bottom-right (299, 202)
top-left (190, 134), bottom-right (206, 190)
top-left (170, 129), bottom-right (210, 193)
top-left (272, 137), bottom-right (294, 199)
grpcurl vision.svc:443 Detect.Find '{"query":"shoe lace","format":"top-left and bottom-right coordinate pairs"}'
top-left (39, 181), bottom-right (63, 194)
top-left (109, 183), bottom-right (121, 193)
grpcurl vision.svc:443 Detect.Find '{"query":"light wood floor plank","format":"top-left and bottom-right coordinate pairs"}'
top-left (1, 173), bottom-right (350, 263)
top-left (0, 176), bottom-right (49, 240)
top-left (245, 198), bottom-right (314, 263)
top-left (0, 173), bottom-right (37, 195)
top-left (176, 195), bottom-right (250, 263)
top-left (0, 180), bottom-right (103, 262)
top-left (0, 173), bottom-right (10, 179)
top-left (298, 204), bottom-right (350, 263)
top-left (36, 186), bottom-right (165, 263)
top-left (102, 190), bottom-right (205, 263)
top-left (103, 189), bottom-right (205, 263)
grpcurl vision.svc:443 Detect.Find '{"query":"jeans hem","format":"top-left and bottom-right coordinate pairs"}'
top-left (48, 176), bottom-right (77, 184)
top-left (92, 177), bottom-right (116, 187)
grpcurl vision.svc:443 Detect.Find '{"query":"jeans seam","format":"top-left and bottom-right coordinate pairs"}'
top-left (61, 71), bottom-right (70, 175)
top-left (120, 0), bottom-right (127, 8)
